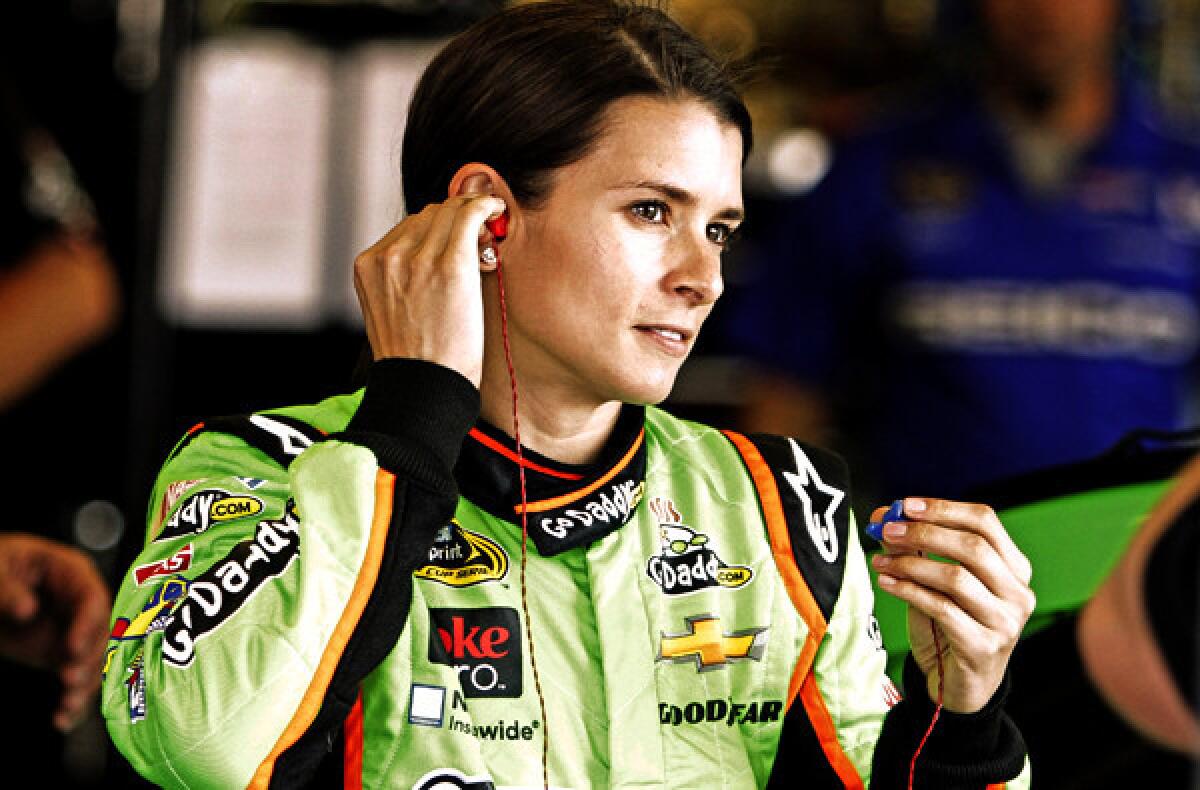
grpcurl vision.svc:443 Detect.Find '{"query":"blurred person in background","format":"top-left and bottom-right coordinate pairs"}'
top-left (1078, 449), bottom-right (1200, 761)
top-left (1, 64), bottom-right (120, 785)
top-left (730, 0), bottom-right (1200, 504)
top-left (0, 532), bottom-right (110, 732)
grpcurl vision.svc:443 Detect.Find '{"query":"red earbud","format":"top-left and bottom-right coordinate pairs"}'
top-left (486, 213), bottom-right (508, 243)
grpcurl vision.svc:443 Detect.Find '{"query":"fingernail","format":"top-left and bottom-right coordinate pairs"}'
top-left (877, 573), bottom-right (896, 587)
top-left (871, 554), bottom-right (890, 568)
top-left (905, 498), bottom-right (927, 514)
top-left (883, 521), bottom-right (907, 538)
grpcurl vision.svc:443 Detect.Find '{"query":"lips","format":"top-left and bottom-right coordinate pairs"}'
top-left (634, 324), bottom-right (694, 356)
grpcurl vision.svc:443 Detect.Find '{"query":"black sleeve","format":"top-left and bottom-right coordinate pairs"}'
top-left (869, 655), bottom-right (1027, 789)
top-left (1143, 494), bottom-right (1200, 710)
top-left (269, 357), bottom-right (480, 788)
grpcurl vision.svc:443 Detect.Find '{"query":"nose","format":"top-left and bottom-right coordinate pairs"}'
top-left (668, 237), bottom-right (724, 307)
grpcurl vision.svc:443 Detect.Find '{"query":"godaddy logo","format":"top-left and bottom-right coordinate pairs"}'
top-left (645, 497), bottom-right (753, 596)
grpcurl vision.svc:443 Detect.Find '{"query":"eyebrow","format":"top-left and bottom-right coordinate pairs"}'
top-left (611, 179), bottom-right (744, 223)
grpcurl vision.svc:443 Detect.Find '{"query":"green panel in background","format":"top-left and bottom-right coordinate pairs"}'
top-left (868, 479), bottom-right (1173, 684)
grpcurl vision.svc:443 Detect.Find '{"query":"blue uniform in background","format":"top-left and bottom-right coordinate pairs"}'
top-left (731, 85), bottom-right (1200, 499)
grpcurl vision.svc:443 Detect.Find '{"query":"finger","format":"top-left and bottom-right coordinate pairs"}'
top-left (55, 635), bottom-right (105, 732)
top-left (872, 552), bottom-right (1017, 633)
top-left (0, 572), bottom-right (37, 623)
top-left (53, 680), bottom-right (95, 733)
top-left (65, 588), bottom-right (110, 660)
top-left (354, 207), bottom-right (437, 292)
top-left (410, 195), bottom-right (483, 269)
top-left (904, 498), bottom-right (1032, 585)
top-left (876, 572), bottom-right (989, 656)
top-left (35, 546), bottom-right (110, 659)
top-left (443, 195), bottom-right (507, 264)
top-left (876, 519), bottom-right (1034, 609)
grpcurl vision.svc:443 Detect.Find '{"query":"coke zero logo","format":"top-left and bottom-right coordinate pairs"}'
top-left (436, 616), bottom-right (511, 660)
top-left (428, 608), bottom-right (522, 699)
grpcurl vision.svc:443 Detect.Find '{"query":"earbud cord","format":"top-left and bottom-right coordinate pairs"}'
top-left (908, 616), bottom-right (945, 789)
top-left (494, 252), bottom-right (551, 790)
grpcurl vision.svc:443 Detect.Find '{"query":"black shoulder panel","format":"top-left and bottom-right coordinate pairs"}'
top-left (169, 413), bottom-right (326, 468)
top-left (742, 434), bottom-right (852, 624)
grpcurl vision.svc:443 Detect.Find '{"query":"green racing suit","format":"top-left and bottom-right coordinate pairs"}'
top-left (102, 359), bottom-right (1030, 789)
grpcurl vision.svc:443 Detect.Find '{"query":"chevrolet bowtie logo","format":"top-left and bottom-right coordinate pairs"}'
top-left (657, 614), bottom-right (768, 672)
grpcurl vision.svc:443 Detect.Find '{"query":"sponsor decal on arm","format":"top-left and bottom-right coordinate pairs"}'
top-left (161, 501), bottom-right (301, 668)
top-left (154, 488), bottom-right (265, 543)
top-left (133, 543), bottom-right (194, 586)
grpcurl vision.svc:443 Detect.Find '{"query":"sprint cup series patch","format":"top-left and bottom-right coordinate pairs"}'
top-left (415, 521), bottom-right (508, 587)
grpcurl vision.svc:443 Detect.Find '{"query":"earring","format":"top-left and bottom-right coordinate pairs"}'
top-left (480, 247), bottom-right (498, 265)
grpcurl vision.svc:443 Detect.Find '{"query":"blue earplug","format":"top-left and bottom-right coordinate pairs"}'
top-left (866, 499), bottom-right (905, 542)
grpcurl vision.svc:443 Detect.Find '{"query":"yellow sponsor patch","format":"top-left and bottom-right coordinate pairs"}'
top-left (415, 521), bottom-right (509, 588)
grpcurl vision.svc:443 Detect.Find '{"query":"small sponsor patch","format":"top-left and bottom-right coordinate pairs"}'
top-left (409, 684), bottom-right (446, 727)
top-left (867, 615), bottom-right (885, 652)
top-left (883, 678), bottom-right (903, 709)
top-left (644, 497), bottom-right (752, 596)
top-left (781, 440), bottom-right (845, 564)
top-left (659, 698), bottom-right (783, 727)
top-left (411, 769), bottom-right (494, 790)
top-left (236, 476), bottom-right (267, 490)
top-left (104, 576), bottom-right (190, 677)
top-left (415, 522), bottom-right (508, 588)
top-left (126, 649), bottom-right (147, 722)
top-left (447, 715), bottom-right (540, 741)
top-left (154, 479), bottom-right (201, 532)
top-left (155, 488), bottom-right (265, 543)
top-left (657, 614), bottom-right (767, 672)
top-left (162, 502), bottom-right (300, 668)
top-left (133, 544), bottom-right (194, 586)
top-left (108, 576), bottom-right (190, 644)
top-left (428, 607), bottom-right (521, 699)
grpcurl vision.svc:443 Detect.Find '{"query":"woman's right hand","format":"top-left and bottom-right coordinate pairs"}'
top-left (352, 191), bottom-right (507, 389)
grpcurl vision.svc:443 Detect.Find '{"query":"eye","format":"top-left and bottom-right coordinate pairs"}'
top-left (706, 223), bottom-right (738, 248)
top-left (631, 200), bottom-right (668, 224)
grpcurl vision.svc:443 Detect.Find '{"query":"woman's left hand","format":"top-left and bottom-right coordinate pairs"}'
top-left (869, 498), bottom-right (1035, 713)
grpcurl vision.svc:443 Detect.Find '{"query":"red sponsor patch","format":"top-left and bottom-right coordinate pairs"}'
top-left (134, 543), bottom-right (194, 586)
top-left (882, 677), bottom-right (902, 709)
top-left (155, 479), bottom-right (202, 531)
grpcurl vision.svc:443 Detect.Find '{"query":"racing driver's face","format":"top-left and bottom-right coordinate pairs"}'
top-left (496, 96), bottom-right (744, 410)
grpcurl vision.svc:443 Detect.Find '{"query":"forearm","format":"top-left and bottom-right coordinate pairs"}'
top-left (0, 233), bottom-right (119, 408)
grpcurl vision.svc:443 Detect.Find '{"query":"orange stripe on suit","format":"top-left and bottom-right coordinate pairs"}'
top-left (248, 470), bottom-right (395, 788)
top-left (723, 430), bottom-right (865, 790)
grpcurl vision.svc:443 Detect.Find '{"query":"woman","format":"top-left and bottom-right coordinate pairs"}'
top-left (103, 3), bottom-right (1034, 788)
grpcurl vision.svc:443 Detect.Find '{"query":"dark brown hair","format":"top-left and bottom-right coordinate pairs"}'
top-left (401, 0), bottom-right (752, 214)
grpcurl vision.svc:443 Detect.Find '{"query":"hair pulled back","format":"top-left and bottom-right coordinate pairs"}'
top-left (401, 0), bottom-right (752, 214)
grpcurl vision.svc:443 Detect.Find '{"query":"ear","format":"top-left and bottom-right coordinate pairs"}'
top-left (448, 162), bottom-right (515, 244)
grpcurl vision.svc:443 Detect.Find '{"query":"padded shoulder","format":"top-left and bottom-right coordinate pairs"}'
top-left (730, 433), bottom-right (854, 624)
top-left (165, 391), bottom-right (362, 469)
top-left (169, 413), bottom-right (328, 469)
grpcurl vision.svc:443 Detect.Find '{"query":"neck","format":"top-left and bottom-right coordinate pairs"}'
top-left (478, 349), bottom-right (622, 466)
top-left (988, 62), bottom-right (1116, 147)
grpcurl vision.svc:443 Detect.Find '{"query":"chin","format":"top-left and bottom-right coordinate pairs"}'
top-left (609, 373), bottom-right (678, 407)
